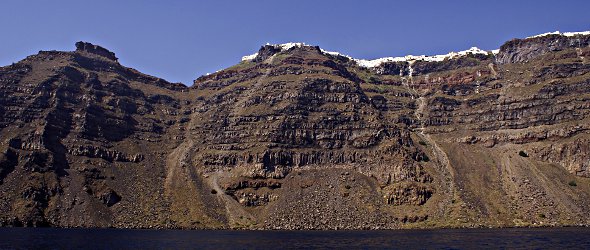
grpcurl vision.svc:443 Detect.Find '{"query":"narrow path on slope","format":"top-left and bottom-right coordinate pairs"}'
top-left (411, 90), bottom-right (459, 218)
top-left (165, 117), bottom-right (255, 228)
top-left (414, 97), bottom-right (453, 179)
top-left (209, 171), bottom-right (256, 228)
top-left (488, 63), bottom-right (498, 78)
top-left (231, 55), bottom-right (276, 116)
top-left (576, 48), bottom-right (586, 62)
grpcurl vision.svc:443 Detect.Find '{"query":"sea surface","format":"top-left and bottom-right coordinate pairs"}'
top-left (0, 227), bottom-right (589, 249)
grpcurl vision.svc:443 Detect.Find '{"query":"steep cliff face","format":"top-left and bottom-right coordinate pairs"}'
top-left (1, 32), bottom-right (590, 229)
top-left (392, 33), bottom-right (590, 227)
top-left (0, 43), bottom-right (225, 228)
top-left (496, 33), bottom-right (590, 64)
top-left (190, 45), bottom-right (436, 229)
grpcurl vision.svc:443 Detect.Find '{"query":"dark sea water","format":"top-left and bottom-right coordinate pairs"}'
top-left (0, 227), bottom-right (589, 249)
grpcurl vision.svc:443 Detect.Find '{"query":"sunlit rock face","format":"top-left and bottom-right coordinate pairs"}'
top-left (1, 32), bottom-right (590, 229)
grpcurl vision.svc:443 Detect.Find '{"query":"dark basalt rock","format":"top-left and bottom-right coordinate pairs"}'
top-left (75, 41), bottom-right (118, 61)
top-left (384, 184), bottom-right (434, 205)
top-left (374, 61), bottom-right (409, 76)
top-left (69, 145), bottom-right (144, 163)
top-left (411, 54), bottom-right (492, 75)
top-left (253, 45), bottom-right (282, 62)
top-left (0, 149), bottom-right (17, 184)
top-left (101, 190), bottom-right (122, 207)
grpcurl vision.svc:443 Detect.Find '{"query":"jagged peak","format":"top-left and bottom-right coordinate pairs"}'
top-left (75, 41), bottom-right (118, 61)
top-left (241, 42), bottom-right (308, 61)
top-left (525, 30), bottom-right (590, 39)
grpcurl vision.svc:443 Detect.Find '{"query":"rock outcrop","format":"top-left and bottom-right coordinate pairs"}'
top-left (75, 41), bottom-right (118, 61)
top-left (496, 33), bottom-right (590, 64)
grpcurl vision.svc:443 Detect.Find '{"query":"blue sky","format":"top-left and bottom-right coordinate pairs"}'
top-left (1, 0), bottom-right (589, 85)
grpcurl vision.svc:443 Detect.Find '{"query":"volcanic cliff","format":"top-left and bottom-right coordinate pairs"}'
top-left (1, 33), bottom-right (590, 229)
